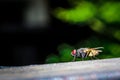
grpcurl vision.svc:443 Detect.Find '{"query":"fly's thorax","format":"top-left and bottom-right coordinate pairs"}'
top-left (76, 48), bottom-right (87, 58)
top-left (77, 48), bottom-right (88, 53)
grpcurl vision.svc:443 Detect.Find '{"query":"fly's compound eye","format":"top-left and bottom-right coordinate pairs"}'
top-left (71, 49), bottom-right (76, 56)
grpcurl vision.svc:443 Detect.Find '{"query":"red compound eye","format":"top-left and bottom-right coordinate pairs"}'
top-left (71, 49), bottom-right (76, 55)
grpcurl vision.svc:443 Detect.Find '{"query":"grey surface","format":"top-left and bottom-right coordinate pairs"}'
top-left (0, 58), bottom-right (120, 80)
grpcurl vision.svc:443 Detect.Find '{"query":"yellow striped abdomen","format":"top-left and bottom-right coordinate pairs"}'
top-left (85, 49), bottom-right (99, 57)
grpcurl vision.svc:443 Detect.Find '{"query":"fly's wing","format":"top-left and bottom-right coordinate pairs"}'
top-left (90, 47), bottom-right (103, 54)
top-left (92, 47), bottom-right (104, 50)
top-left (97, 50), bottom-right (103, 52)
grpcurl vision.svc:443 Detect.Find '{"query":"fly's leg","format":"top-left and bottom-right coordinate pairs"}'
top-left (90, 56), bottom-right (93, 60)
top-left (72, 56), bottom-right (76, 61)
top-left (90, 52), bottom-right (98, 60)
top-left (81, 57), bottom-right (84, 61)
top-left (87, 51), bottom-right (93, 60)
top-left (81, 54), bottom-right (85, 61)
top-left (93, 56), bottom-right (99, 60)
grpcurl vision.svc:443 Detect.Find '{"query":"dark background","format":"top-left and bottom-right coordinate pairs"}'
top-left (0, 0), bottom-right (97, 66)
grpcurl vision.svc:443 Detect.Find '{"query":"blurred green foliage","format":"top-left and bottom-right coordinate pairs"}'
top-left (53, 1), bottom-right (120, 40)
top-left (45, 54), bottom-right (60, 63)
top-left (45, 44), bottom-right (74, 63)
top-left (54, 1), bottom-right (96, 23)
top-left (57, 44), bottom-right (74, 62)
top-left (45, 0), bottom-right (120, 63)
top-left (100, 2), bottom-right (120, 23)
top-left (54, 1), bottom-right (120, 23)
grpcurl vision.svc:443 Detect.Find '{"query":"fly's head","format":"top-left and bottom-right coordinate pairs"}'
top-left (71, 49), bottom-right (77, 56)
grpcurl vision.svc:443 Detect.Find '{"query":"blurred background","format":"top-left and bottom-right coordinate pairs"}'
top-left (0, 0), bottom-right (120, 66)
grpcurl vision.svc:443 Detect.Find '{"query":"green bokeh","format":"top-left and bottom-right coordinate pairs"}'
top-left (45, 54), bottom-right (60, 63)
top-left (114, 30), bottom-right (120, 40)
top-left (89, 19), bottom-right (105, 33)
top-left (54, 1), bottom-right (96, 23)
top-left (100, 2), bottom-right (120, 22)
top-left (58, 43), bottom-right (74, 62)
top-left (54, 1), bottom-right (120, 23)
top-left (107, 43), bottom-right (120, 57)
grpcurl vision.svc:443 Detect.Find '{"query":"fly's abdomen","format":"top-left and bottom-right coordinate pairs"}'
top-left (87, 49), bottom-right (99, 57)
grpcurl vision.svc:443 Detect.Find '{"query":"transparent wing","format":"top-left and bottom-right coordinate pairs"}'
top-left (93, 47), bottom-right (104, 49)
